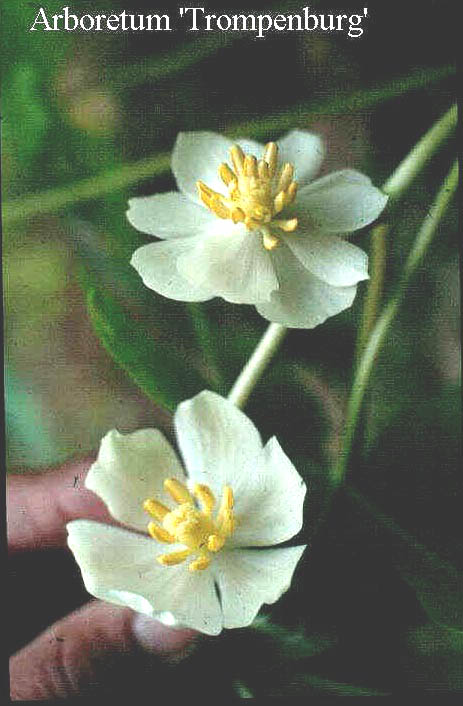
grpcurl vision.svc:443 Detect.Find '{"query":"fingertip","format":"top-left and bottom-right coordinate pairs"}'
top-left (132, 613), bottom-right (198, 661)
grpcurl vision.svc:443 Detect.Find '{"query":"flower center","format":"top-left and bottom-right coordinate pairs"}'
top-left (143, 478), bottom-right (235, 572)
top-left (197, 142), bottom-right (299, 251)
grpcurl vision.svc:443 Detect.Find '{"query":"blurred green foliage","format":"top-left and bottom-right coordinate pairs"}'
top-left (3, 0), bottom-right (459, 696)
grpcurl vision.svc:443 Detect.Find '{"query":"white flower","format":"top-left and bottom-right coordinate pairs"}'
top-left (128, 130), bottom-right (388, 328)
top-left (67, 391), bottom-right (306, 636)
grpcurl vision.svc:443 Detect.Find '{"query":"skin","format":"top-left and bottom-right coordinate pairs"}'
top-left (7, 458), bottom-right (197, 700)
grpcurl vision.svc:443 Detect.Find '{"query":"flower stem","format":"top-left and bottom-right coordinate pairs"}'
top-left (228, 107), bottom-right (457, 413)
top-left (228, 323), bottom-right (287, 409)
top-left (382, 103), bottom-right (456, 199)
top-left (355, 223), bottom-right (388, 362)
top-left (356, 104), bottom-right (456, 360)
top-left (334, 160), bottom-right (458, 484)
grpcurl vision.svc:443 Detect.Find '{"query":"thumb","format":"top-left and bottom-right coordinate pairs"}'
top-left (10, 600), bottom-right (197, 700)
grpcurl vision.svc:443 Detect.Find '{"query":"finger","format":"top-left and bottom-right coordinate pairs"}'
top-left (10, 600), bottom-right (197, 700)
top-left (7, 457), bottom-right (112, 555)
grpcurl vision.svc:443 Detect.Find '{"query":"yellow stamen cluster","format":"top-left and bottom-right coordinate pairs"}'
top-left (143, 478), bottom-right (235, 572)
top-left (197, 142), bottom-right (298, 251)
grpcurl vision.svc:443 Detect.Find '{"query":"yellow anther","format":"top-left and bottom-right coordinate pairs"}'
top-left (197, 140), bottom-right (300, 248)
top-left (230, 145), bottom-right (245, 174)
top-left (146, 482), bottom-right (236, 572)
top-left (197, 181), bottom-right (230, 220)
top-left (210, 195), bottom-right (230, 220)
top-left (148, 521), bottom-right (175, 543)
top-left (263, 230), bottom-right (281, 251)
top-left (274, 191), bottom-right (286, 215)
top-left (164, 478), bottom-right (193, 505)
top-left (217, 486), bottom-right (234, 537)
top-left (231, 207), bottom-right (245, 223)
top-left (143, 498), bottom-right (170, 521)
top-left (193, 483), bottom-right (216, 515)
top-left (245, 216), bottom-right (260, 231)
top-left (278, 163), bottom-right (294, 193)
top-left (189, 555), bottom-right (211, 572)
top-left (207, 534), bottom-right (225, 552)
top-left (263, 142), bottom-right (278, 176)
top-left (274, 218), bottom-right (298, 233)
top-left (157, 549), bottom-right (192, 567)
top-left (287, 181), bottom-right (298, 203)
top-left (244, 154), bottom-right (258, 177)
top-left (258, 160), bottom-right (269, 180)
top-left (197, 180), bottom-right (213, 204)
top-left (219, 162), bottom-right (236, 186)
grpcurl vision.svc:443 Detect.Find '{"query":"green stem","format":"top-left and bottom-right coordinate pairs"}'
top-left (356, 104), bottom-right (456, 360)
top-left (228, 323), bottom-right (287, 410)
top-left (3, 153), bottom-right (170, 228)
top-left (334, 160), bottom-right (458, 484)
top-left (228, 105), bottom-right (457, 412)
top-left (355, 223), bottom-right (388, 361)
top-left (382, 103), bottom-right (456, 198)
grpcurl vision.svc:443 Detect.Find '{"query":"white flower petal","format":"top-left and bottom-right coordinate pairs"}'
top-left (126, 192), bottom-right (215, 239)
top-left (231, 437), bottom-right (306, 548)
top-left (176, 226), bottom-right (279, 304)
top-left (172, 131), bottom-right (234, 203)
top-left (277, 130), bottom-right (325, 186)
top-left (256, 245), bottom-right (357, 329)
top-left (174, 390), bottom-right (263, 499)
top-left (213, 545), bottom-right (306, 629)
top-left (283, 229), bottom-right (369, 287)
top-left (235, 137), bottom-right (264, 158)
top-left (67, 520), bottom-right (223, 635)
top-left (131, 240), bottom-right (216, 302)
top-left (85, 429), bottom-right (185, 532)
top-left (297, 169), bottom-right (388, 233)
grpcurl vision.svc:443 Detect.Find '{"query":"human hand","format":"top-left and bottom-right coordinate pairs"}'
top-left (8, 458), bottom-right (197, 700)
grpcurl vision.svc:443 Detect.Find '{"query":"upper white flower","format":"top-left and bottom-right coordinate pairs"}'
top-left (128, 130), bottom-right (388, 328)
top-left (67, 391), bottom-right (306, 636)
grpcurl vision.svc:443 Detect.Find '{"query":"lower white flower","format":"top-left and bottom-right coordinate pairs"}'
top-left (128, 130), bottom-right (388, 328)
top-left (67, 391), bottom-right (306, 636)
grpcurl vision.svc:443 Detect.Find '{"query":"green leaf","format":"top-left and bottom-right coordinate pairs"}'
top-left (251, 615), bottom-right (336, 661)
top-left (86, 287), bottom-right (206, 411)
top-left (296, 674), bottom-right (389, 696)
top-left (347, 486), bottom-right (463, 635)
top-left (3, 64), bottom-right (48, 175)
